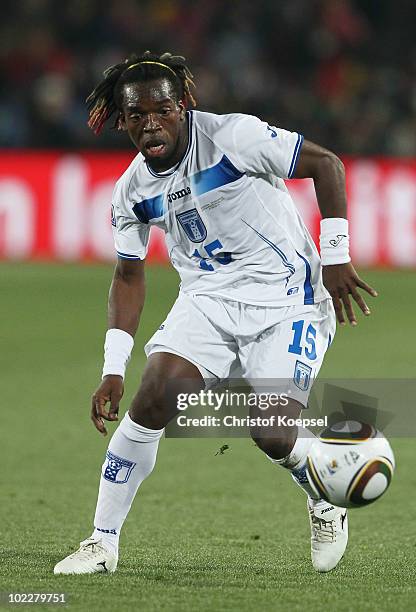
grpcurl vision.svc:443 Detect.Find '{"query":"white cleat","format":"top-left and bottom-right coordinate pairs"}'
top-left (53, 538), bottom-right (118, 575)
top-left (308, 499), bottom-right (348, 572)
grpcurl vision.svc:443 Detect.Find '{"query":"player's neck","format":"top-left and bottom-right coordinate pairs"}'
top-left (146, 113), bottom-right (190, 174)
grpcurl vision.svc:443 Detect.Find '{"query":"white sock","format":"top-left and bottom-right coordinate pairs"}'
top-left (267, 427), bottom-right (320, 500)
top-left (92, 413), bottom-right (163, 555)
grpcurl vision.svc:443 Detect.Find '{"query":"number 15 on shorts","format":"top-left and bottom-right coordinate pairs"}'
top-left (288, 320), bottom-right (317, 360)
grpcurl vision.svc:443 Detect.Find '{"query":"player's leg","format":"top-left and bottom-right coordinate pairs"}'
top-left (248, 396), bottom-right (319, 500)
top-left (250, 398), bottom-right (348, 573)
top-left (92, 352), bottom-right (204, 547)
top-left (242, 298), bottom-right (347, 572)
top-left (54, 352), bottom-right (204, 575)
top-left (241, 298), bottom-right (335, 485)
top-left (54, 293), bottom-right (235, 575)
top-left (241, 298), bottom-right (335, 484)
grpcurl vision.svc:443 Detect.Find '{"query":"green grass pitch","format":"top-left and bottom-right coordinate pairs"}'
top-left (1, 263), bottom-right (415, 611)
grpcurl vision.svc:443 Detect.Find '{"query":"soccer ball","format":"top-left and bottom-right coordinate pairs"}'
top-left (306, 421), bottom-right (395, 508)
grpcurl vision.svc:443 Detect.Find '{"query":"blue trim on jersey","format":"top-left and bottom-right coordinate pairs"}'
top-left (116, 251), bottom-right (142, 260)
top-left (191, 155), bottom-right (244, 197)
top-left (145, 111), bottom-right (194, 178)
top-left (243, 221), bottom-right (296, 275)
top-left (133, 193), bottom-right (164, 223)
top-left (288, 134), bottom-right (304, 178)
top-left (296, 250), bottom-right (314, 305)
top-left (133, 152), bottom-right (242, 224)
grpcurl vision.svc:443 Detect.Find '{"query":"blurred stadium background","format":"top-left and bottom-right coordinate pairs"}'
top-left (1, 2), bottom-right (415, 611)
top-left (1, 0), bottom-right (416, 264)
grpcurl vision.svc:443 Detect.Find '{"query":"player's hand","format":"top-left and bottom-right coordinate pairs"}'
top-left (322, 262), bottom-right (378, 326)
top-left (91, 375), bottom-right (124, 436)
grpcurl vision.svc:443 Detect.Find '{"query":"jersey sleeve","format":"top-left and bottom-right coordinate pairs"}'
top-left (218, 114), bottom-right (303, 179)
top-left (111, 189), bottom-right (150, 261)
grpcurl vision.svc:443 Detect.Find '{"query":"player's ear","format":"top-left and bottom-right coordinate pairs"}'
top-left (178, 100), bottom-right (186, 120)
top-left (118, 114), bottom-right (127, 131)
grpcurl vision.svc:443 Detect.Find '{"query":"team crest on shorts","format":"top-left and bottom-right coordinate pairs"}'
top-left (103, 451), bottom-right (136, 484)
top-left (293, 360), bottom-right (312, 391)
top-left (176, 208), bottom-right (207, 242)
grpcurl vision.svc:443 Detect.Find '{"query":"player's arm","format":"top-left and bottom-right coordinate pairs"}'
top-left (108, 258), bottom-right (145, 335)
top-left (91, 258), bottom-right (145, 436)
top-left (293, 139), bottom-right (377, 326)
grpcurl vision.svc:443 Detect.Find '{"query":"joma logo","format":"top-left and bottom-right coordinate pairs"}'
top-left (167, 187), bottom-right (191, 203)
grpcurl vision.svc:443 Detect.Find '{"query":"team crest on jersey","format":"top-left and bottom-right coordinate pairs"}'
top-left (176, 208), bottom-right (207, 242)
top-left (103, 451), bottom-right (136, 484)
top-left (293, 360), bottom-right (312, 391)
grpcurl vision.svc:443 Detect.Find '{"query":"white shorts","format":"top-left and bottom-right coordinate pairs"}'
top-left (145, 292), bottom-right (336, 406)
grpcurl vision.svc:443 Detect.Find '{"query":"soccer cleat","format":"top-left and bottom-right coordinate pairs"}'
top-left (308, 499), bottom-right (348, 572)
top-left (53, 538), bottom-right (118, 575)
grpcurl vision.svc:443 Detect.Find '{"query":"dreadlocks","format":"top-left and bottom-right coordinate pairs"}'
top-left (86, 51), bottom-right (196, 135)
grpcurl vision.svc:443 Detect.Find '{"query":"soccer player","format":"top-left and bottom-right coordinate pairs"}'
top-left (54, 51), bottom-right (377, 575)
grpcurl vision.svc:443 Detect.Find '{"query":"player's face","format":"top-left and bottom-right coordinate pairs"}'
top-left (120, 79), bottom-right (187, 171)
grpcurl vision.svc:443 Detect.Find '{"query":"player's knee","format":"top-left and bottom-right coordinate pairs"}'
top-left (129, 352), bottom-right (204, 428)
top-left (129, 375), bottom-right (168, 428)
top-left (130, 368), bottom-right (201, 429)
top-left (250, 429), bottom-right (297, 460)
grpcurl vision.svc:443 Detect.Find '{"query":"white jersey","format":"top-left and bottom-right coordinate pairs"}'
top-left (111, 110), bottom-right (330, 306)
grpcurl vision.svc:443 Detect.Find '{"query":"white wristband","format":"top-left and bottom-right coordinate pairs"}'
top-left (319, 218), bottom-right (351, 266)
top-left (102, 328), bottom-right (134, 379)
